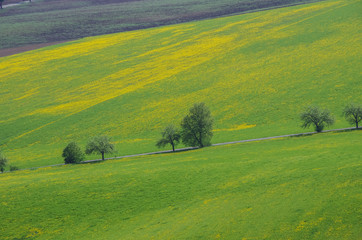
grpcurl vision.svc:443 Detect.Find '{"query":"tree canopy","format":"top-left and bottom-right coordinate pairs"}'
top-left (181, 102), bottom-right (213, 147)
top-left (300, 106), bottom-right (334, 132)
top-left (62, 142), bottom-right (85, 164)
top-left (343, 103), bottom-right (362, 129)
top-left (0, 150), bottom-right (8, 173)
top-left (156, 125), bottom-right (181, 152)
top-left (85, 135), bottom-right (115, 160)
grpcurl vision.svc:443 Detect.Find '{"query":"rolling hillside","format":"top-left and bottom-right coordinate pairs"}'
top-left (1, 0), bottom-right (361, 168)
top-left (1, 1), bottom-right (361, 239)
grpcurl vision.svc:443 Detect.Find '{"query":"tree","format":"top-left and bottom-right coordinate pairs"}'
top-left (85, 135), bottom-right (115, 161)
top-left (9, 165), bottom-right (19, 172)
top-left (343, 103), bottom-right (362, 129)
top-left (156, 125), bottom-right (181, 152)
top-left (0, 150), bottom-right (8, 173)
top-left (300, 106), bottom-right (334, 132)
top-left (62, 142), bottom-right (85, 164)
top-left (181, 102), bottom-right (213, 147)
top-left (0, 0), bottom-right (4, 9)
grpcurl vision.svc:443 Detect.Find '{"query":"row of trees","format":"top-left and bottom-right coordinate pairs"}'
top-left (1, 102), bottom-right (359, 169)
top-left (0, 150), bottom-right (19, 173)
top-left (156, 102), bottom-right (361, 153)
top-left (62, 103), bottom-right (213, 163)
top-left (62, 136), bottom-right (115, 164)
top-left (157, 102), bottom-right (213, 151)
top-left (59, 102), bottom-right (362, 163)
top-left (300, 103), bottom-right (362, 132)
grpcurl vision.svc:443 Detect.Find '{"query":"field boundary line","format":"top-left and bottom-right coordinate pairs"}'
top-left (4, 127), bottom-right (359, 173)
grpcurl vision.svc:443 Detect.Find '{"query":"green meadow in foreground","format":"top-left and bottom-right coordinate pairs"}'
top-left (0, 131), bottom-right (361, 239)
top-left (1, 0), bottom-right (361, 168)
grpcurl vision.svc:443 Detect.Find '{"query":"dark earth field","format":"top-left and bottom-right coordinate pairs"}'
top-left (0, 0), bottom-right (322, 55)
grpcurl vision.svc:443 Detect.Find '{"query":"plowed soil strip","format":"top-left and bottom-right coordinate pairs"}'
top-left (0, 41), bottom-right (68, 58)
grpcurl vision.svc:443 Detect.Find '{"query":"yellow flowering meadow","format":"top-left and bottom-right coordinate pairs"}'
top-left (0, 0), bottom-right (361, 168)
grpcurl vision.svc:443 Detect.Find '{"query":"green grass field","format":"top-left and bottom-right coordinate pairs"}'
top-left (1, 130), bottom-right (361, 239)
top-left (0, 0), bottom-right (361, 169)
top-left (0, 0), bottom-right (320, 50)
top-left (1, 0), bottom-right (361, 238)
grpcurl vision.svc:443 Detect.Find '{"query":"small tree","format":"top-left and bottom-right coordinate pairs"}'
top-left (343, 103), bottom-right (362, 129)
top-left (181, 102), bottom-right (213, 147)
top-left (62, 142), bottom-right (85, 164)
top-left (156, 125), bottom-right (181, 152)
top-left (300, 106), bottom-right (334, 132)
top-left (9, 165), bottom-right (19, 172)
top-left (0, 150), bottom-right (8, 173)
top-left (85, 135), bottom-right (115, 160)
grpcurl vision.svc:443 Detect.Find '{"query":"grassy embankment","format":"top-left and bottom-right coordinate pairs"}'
top-left (1, 0), bottom-right (361, 168)
top-left (0, 130), bottom-right (361, 239)
top-left (0, 0), bottom-right (321, 50)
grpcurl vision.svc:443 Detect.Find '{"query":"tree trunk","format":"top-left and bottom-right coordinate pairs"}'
top-left (172, 143), bottom-right (175, 152)
top-left (199, 132), bottom-right (203, 147)
top-left (357, 121), bottom-right (359, 129)
top-left (102, 152), bottom-right (105, 160)
top-left (0, 2), bottom-right (2, 9)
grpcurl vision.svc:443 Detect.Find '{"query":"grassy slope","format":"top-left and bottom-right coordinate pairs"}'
top-left (0, 0), bottom-right (361, 168)
top-left (0, 0), bottom-right (321, 49)
top-left (0, 130), bottom-right (361, 239)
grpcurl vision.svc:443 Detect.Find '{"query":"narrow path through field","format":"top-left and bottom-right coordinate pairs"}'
top-left (9, 127), bottom-right (358, 172)
top-left (2, 0), bottom-right (34, 8)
